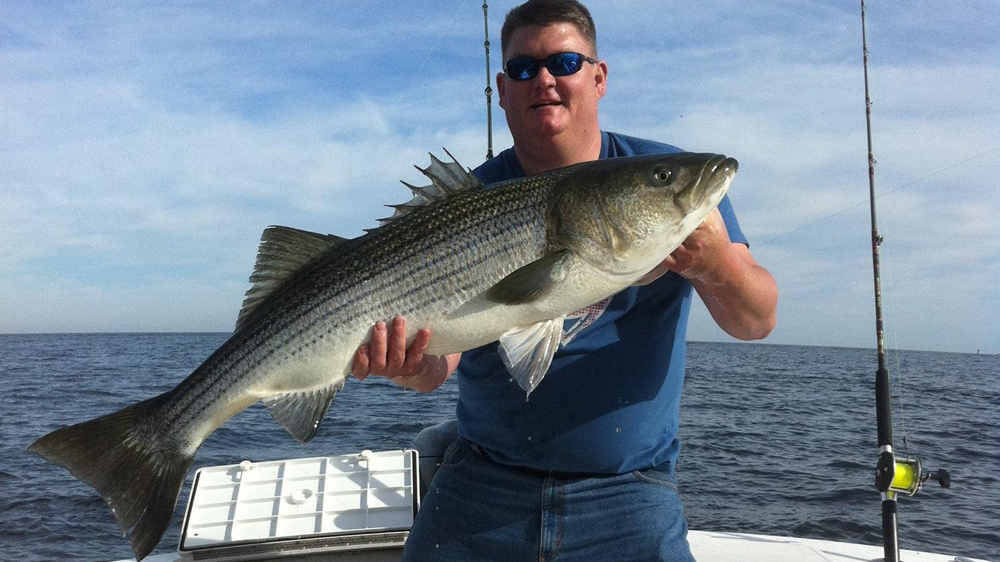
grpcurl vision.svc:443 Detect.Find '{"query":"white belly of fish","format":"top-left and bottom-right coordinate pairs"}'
top-left (427, 264), bottom-right (626, 351)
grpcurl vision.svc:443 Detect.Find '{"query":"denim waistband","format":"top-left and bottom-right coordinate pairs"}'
top-left (461, 437), bottom-right (674, 481)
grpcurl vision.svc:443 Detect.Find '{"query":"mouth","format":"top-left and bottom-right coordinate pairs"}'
top-left (695, 155), bottom-right (738, 206)
top-left (677, 155), bottom-right (738, 211)
top-left (530, 101), bottom-right (562, 109)
top-left (702, 155), bottom-right (738, 181)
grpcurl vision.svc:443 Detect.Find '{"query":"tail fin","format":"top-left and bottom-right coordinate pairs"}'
top-left (29, 396), bottom-right (193, 561)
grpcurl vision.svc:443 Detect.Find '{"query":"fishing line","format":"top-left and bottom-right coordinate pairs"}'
top-left (400, 0), bottom-right (469, 103)
top-left (758, 145), bottom-right (1000, 248)
top-left (875, 146), bottom-right (999, 200)
top-left (876, 225), bottom-right (910, 459)
top-left (358, 0), bottom-right (468, 222)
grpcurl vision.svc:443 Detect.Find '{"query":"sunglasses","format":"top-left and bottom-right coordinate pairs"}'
top-left (503, 52), bottom-right (597, 81)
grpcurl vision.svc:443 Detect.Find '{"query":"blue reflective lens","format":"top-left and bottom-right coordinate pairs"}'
top-left (504, 52), bottom-right (594, 81)
top-left (506, 57), bottom-right (539, 81)
top-left (550, 53), bottom-right (582, 75)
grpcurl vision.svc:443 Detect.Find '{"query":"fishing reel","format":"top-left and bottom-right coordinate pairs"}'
top-left (876, 455), bottom-right (951, 497)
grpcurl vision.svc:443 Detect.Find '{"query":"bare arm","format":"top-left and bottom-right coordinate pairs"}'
top-left (636, 209), bottom-right (777, 340)
top-left (352, 316), bottom-right (461, 392)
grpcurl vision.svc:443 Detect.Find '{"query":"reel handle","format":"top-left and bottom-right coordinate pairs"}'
top-left (925, 468), bottom-right (951, 489)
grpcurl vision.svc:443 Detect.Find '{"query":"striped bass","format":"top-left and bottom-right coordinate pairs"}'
top-left (30, 151), bottom-right (737, 560)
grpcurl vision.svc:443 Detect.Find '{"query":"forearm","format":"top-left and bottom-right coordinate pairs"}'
top-left (691, 244), bottom-right (777, 340)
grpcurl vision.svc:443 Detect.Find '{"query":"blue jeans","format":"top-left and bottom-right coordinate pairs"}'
top-left (403, 438), bottom-right (695, 562)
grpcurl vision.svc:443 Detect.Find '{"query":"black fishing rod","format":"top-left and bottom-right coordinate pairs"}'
top-left (860, 3), bottom-right (950, 561)
top-left (482, 1), bottom-right (494, 160)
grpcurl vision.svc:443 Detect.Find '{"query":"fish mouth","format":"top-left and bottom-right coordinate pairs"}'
top-left (701, 155), bottom-right (739, 183)
top-left (689, 155), bottom-right (739, 210)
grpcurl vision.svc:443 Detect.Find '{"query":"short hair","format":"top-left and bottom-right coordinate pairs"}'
top-left (500, 0), bottom-right (597, 59)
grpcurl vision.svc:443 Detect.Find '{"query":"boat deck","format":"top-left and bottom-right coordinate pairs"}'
top-left (120, 529), bottom-right (989, 562)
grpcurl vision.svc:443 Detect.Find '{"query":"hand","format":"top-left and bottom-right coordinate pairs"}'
top-left (352, 316), bottom-right (459, 392)
top-left (635, 209), bottom-right (777, 340)
top-left (635, 209), bottom-right (733, 286)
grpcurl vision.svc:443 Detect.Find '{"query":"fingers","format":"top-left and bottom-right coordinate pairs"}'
top-left (694, 209), bottom-right (727, 245)
top-left (386, 317), bottom-right (407, 373)
top-left (352, 345), bottom-right (370, 380)
top-left (389, 353), bottom-right (451, 393)
top-left (354, 317), bottom-right (431, 379)
top-left (684, 209), bottom-right (724, 246)
top-left (665, 246), bottom-right (693, 276)
top-left (635, 210), bottom-right (728, 286)
top-left (369, 321), bottom-right (388, 375)
top-left (634, 259), bottom-right (673, 286)
top-left (404, 328), bottom-right (431, 372)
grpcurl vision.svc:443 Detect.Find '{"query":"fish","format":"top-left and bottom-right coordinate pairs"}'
top-left (29, 150), bottom-right (737, 560)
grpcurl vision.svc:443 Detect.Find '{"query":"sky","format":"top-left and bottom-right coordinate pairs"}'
top-left (1, 1), bottom-right (997, 354)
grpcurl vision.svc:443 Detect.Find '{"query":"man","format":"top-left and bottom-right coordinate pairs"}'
top-left (353, 1), bottom-right (777, 560)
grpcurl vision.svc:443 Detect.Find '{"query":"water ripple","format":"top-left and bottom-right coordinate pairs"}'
top-left (2, 336), bottom-right (997, 561)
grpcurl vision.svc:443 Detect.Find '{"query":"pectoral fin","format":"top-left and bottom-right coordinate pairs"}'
top-left (498, 317), bottom-right (564, 396)
top-left (485, 251), bottom-right (571, 305)
top-left (262, 379), bottom-right (346, 443)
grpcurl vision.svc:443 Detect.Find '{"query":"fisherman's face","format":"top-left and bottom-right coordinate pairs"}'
top-left (498, 23), bottom-right (607, 144)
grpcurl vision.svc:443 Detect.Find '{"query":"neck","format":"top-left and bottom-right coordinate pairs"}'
top-left (514, 127), bottom-right (602, 176)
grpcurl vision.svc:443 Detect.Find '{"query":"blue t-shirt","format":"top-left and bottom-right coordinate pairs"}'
top-left (458, 130), bottom-right (746, 474)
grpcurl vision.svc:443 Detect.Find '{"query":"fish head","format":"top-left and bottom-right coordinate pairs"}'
top-left (547, 152), bottom-right (738, 276)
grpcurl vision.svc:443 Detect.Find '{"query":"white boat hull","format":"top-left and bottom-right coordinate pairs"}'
top-left (117, 530), bottom-right (990, 562)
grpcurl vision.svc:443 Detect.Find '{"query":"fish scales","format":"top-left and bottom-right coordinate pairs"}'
top-left (159, 172), bottom-right (558, 434)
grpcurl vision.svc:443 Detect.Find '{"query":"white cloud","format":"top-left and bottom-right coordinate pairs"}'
top-left (1, 1), bottom-right (997, 352)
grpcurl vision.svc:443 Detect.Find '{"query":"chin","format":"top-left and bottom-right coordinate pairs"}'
top-left (527, 118), bottom-right (568, 138)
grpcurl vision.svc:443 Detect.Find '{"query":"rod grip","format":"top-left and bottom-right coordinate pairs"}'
top-left (875, 367), bottom-right (893, 446)
top-left (881, 499), bottom-right (899, 562)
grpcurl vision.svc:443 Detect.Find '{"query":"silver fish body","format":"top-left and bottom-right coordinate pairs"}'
top-left (30, 151), bottom-right (737, 560)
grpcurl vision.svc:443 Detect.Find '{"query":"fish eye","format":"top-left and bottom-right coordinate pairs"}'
top-left (654, 170), bottom-right (671, 183)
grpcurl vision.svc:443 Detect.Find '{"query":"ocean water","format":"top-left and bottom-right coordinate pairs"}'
top-left (1, 334), bottom-right (997, 561)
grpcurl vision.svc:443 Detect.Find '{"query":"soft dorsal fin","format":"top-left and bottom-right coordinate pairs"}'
top-left (371, 149), bottom-right (483, 229)
top-left (236, 226), bottom-right (348, 330)
top-left (262, 379), bottom-right (346, 443)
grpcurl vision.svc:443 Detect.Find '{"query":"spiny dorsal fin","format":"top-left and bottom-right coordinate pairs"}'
top-left (236, 226), bottom-right (348, 330)
top-left (372, 149), bottom-right (483, 228)
top-left (262, 378), bottom-right (345, 443)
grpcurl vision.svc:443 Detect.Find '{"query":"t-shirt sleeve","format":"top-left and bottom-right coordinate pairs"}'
top-left (717, 194), bottom-right (748, 247)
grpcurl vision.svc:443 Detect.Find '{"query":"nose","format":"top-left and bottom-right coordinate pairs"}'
top-left (533, 65), bottom-right (557, 88)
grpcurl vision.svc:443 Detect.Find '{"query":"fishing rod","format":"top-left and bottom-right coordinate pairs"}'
top-left (860, 2), bottom-right (951, 561)
top-left (482, 1), bottom-right (494, 160)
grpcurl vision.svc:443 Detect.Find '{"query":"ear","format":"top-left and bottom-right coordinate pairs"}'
top-left (594, 60), bottom-right (608, 99)
top-left (496, 72), bottom-right (507, 109)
